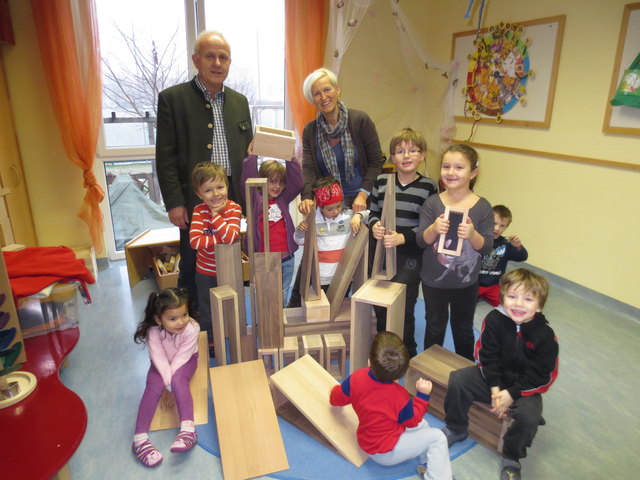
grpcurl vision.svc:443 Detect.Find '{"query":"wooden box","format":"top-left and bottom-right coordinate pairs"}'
top-left (252, 125), bottom-right (296, 160)
top-left (124, 228), bottom-right (180, 288)
top-left (405, 345), bottom-right (510, 453)
top-left (152, 256), bottom-right (179, 289)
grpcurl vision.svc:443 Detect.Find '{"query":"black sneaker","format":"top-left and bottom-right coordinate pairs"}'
top-left (441, 426), bottom-right (468, 447)
top-left (500, 458), bottom-right (521, 480)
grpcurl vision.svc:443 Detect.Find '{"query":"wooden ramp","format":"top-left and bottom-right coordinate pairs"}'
top-left (150, 332), bottom-right (208, 430)
top-left (270, 354), bottom-right (368, 467)
top-left (209, 360), bottom-right (288, 480)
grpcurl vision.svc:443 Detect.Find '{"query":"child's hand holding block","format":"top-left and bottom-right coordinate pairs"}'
top-left (252, 125), bottom-right (296, 161)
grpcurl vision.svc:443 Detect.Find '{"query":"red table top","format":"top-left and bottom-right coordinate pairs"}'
top-left (0, 327), bottom-right (87, 479)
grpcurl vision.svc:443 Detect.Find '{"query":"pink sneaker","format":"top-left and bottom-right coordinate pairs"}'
top-left (170, 430), bottom-right (198, 453)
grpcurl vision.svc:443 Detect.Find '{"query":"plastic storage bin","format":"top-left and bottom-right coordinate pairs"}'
top-left (17, 282), bottom-right (80, 338)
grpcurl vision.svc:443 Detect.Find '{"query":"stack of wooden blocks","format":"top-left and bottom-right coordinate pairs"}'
top-left (151, 245), bottom-right (180, 289)
top-left (405, 345), bottom-right (512, 453)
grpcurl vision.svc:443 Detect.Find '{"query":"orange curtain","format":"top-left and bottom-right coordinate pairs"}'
top-left (30, 0), bottom-right (104, 251)
top-left (285, 0), bottom-right (329, 137)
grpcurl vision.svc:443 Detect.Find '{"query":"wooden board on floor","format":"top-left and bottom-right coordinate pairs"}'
top-left (150, 332), bottom-right (208, 431)
top-left (210, 360), bottom-right (288, 480)
top-left (270, 354), bottom-right (368, 467)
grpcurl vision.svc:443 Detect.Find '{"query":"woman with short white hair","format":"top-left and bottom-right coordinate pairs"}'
top-left (298, 68), bottom-right (384, 216)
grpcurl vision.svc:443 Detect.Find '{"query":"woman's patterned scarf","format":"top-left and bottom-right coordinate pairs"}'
top-left (316, 101), bottom-right (355, 184)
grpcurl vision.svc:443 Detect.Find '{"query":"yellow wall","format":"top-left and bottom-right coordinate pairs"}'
top-left (339, 0), bottom-right (639, 308)
top-left (2, 0), bottom-right (92, 249)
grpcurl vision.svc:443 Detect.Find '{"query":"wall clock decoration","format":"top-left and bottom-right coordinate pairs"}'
top-left (464, 22), bottom-right (531, 123)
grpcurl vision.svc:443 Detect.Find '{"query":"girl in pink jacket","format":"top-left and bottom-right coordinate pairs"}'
top-left (132, 288), bottom-right (200, 467)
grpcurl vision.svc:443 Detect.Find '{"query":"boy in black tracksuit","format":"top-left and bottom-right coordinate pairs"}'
top-left (441, 268), bottom-right (559, 480)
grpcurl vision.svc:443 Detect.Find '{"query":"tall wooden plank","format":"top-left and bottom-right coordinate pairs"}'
top-left (298, 212), bottom-right (321, 302)
top-left (215, 242), bottom-right (247, 336)
top-left (326, 224), bottom-right (369, 321)
top-left (254, 252), bottom-right (284, 348)
top-left (270, 355), bottom-right (368, 467)
top-left (371, 174), bottom-right (397, 280)
top-left (210, 360), bottom-right (288, 479)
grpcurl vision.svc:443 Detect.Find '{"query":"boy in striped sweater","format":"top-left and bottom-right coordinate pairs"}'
top-left (369, 128), bottom-right (437, 357)
top-left (189, 162), bottom-right (241, 346)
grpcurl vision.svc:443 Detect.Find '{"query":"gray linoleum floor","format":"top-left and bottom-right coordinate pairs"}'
top-left (61, 260), bottom-right (640, 480)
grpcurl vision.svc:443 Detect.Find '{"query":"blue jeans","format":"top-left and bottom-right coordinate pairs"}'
top-left (281, 254), bottom-right (295, 305)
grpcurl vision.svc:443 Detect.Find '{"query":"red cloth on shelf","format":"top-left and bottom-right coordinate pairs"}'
top-left (3, 246), bottom-right (95, 303)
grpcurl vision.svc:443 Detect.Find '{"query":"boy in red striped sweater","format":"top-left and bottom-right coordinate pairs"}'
top-left (189, 162), bottom-right (241, 347)
top-left (330, 332), bottom-right (453, 479)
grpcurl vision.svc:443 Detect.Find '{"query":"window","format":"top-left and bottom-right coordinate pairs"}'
top-left (95, 0), bottom-right (285, 259)
top-left (203, 0), bottom-right (285, 129)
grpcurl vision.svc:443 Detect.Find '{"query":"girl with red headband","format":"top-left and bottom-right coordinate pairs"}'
top-left (288, 176), bottom-right (366, 307)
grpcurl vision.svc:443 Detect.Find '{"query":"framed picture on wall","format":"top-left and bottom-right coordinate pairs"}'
top-left (0, 0), bottom-right (14, 45)
top-left (451, 15), bottom-right (565, 128)
top-left (602, 2), bottom-right (640, 136)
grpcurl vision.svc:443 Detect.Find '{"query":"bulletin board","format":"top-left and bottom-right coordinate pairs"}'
top-left (602, 3), bottom-right (640, 135)
top-left (452, 15), bottom-right (565, 128)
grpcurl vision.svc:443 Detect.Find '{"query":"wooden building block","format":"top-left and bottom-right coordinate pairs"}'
top-left (405, 345), bottom-right (511, 454)
top-left (279, 336), bottom-right (299, 369)
top-left (258, 347), bottom-right (280, 375)
top-left (302, 288), bottom-right (330, 323)
top-left (326, 224), bottom-right (369, 321)
top-left (210, 360), bottom-right (288, 479)
top-left (254, 252), bottom-right (284, 349)
top-left (371, 173), bottom-right (397, 280)
top-left (298, 212), bottom-right (321, 302)
top-left (302, 334), bottom-right (324, 366)
top-left (284, 303), bottom-right (377, 355)
top-left (210, 285), bottom-right (242, 366)
top-left (350, 279), bottom-right (406, 373)
top-left (323, 333), bottom-right (346, 380)
top-left (215, 242), bottom-right (247, 336)
top-left (150, 332), bottom-right (208, 430)
top-left (252, 125), bottom-right (296, 160)
top-left (437, 206), bottom-right (468, 256)
top-left (270, 354), bottom-right (368, 467)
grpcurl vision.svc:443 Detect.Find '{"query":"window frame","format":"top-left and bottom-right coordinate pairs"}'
top-left (96, 0), bottom-right (291, 260)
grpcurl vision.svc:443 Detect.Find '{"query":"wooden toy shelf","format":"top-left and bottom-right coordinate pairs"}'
top-left (124, 227), bottom-right (180, 288)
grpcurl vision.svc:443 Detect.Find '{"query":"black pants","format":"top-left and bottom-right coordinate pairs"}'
top-left (178, 227), bottom-right (198, 312)
top-left (195, 272), bottom-right (218, 343)
top-left (374, 251), bottom-right (421, 357)
top-left (421, 282), bottom-right (478, 361)
top-left (444, 366), bottom-right (542, 460)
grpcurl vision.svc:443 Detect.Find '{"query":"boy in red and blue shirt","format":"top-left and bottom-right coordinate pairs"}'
top-left (330, 332), bottom-right (453, 480)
